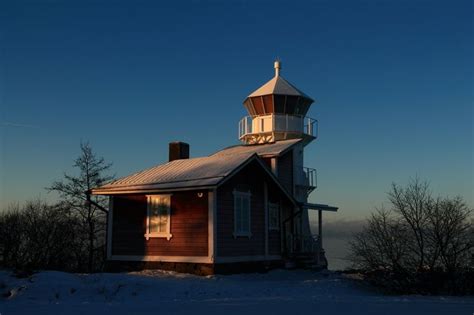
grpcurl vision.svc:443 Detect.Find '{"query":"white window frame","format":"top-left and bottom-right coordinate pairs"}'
top-left (144, 194), bottom-right (173, 241)
top-left (233, 190), bottom-right (252, 238)
top-left (268, 202), bottom-right (280, 231)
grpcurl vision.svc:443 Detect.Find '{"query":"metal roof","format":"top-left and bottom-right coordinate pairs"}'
top-left (247, 75), bottom-right (313, 101)
top-left (212, 139), bottom-right (301, 157)
top-left (92, 152), bottom-right (256, 194)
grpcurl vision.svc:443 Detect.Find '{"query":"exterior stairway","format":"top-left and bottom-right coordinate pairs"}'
top-left (285, 234), bottom-right (328, 270)
top-left (293, 250), bottom-right (328, 270)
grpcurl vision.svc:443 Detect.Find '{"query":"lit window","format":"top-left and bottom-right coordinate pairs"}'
top-left (268, 203), bottom-right (280, 230)
top-left (145, 195), bottom-right (172, 240)
top-left (233, 190), bottom-right (251, 237)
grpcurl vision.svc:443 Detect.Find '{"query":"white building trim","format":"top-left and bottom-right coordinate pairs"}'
top-left (212, 189), bottom-right (217, 258)
top-left (106, 196), bottom-right (114, 260)
top-left (109, 255), bottom-right (213, 264)
top-left (271, 157), bottom-right (278, 176)
top-left (208, 190), bottom-right (216, 262)
top-left (92, 185), bottom-right (216, 195)
top-left (108, 254), bottom-right (282, 264)
top-left (144, 194), bottom-right (173, 241)
top-left (214, 255), bottom-right (282, 263)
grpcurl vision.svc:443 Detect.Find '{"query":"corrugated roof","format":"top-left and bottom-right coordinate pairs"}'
top-left (212, 139), bottom-right (301, 157)
top-left (92, 140), bottom-right (302, 195)
top-left (247, 75), bottom-right (313, 100)
top-left (92, 152), bottom-right (256, 193)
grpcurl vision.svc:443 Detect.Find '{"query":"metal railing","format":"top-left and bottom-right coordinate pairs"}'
top-left (304, 117), bottom-right (318, 137)
top-left (238, 114), bottom-right (318, 139)
top-left (286, 233), bottom-right (321, 254)
top-left (238, 116), bottom-right (252, 138)
top-left (303, 167), bottom-right (317, 191)
top-left (295, 167), bottom-right (317, 196)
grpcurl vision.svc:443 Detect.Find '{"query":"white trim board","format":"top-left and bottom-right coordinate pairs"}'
top-left (109, 255), bottom-right (213, 264)
top-left (108, 255), bottom-right (282, 264)
top-left (214, 255), bottom-right (282, 263)
top-left (91, 185), bottom-right (216, 195)
top-left (144, 194), bottom-right (173, 240)
top-left (106, 196), bottom-right (114, 260)
top-left (208, 190), bottom-right (215, 262)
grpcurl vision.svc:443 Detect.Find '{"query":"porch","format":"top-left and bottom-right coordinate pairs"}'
top-left (282, 203), bottom-right (338, 269)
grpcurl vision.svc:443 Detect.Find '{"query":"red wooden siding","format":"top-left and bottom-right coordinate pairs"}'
top-left (267, 195), bottom-right (283, 256)
top-left (277, 150), bottom-right (293, 194)
top-left (268, 230), bottom-right (281, 255)
top-left (216, 159), bottom-right (288, 257)
top-left (111, 191), bottom-right (208, 257)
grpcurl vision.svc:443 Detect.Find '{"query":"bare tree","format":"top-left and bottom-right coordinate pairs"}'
top-left (388, 178), bottom-right (431, 270)
top-left (349, 208), bottom-right (410, 272)
top-left (349, 178), bottom-right (473, 293)
top-left (0, 199), bottom-right (81, 271)
top-left (427, 196), bottom-right (473, 273)
top-left (48, 142), bottom-right (113, 272)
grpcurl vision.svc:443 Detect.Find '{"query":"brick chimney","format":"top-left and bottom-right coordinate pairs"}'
top-left (169, 142), bottom-right (190, 162)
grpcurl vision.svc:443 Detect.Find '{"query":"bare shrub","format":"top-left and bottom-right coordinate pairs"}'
top-left (0, 200), bottom-right (82, 271)
top-left (349, 178), bottom-right (473, 294)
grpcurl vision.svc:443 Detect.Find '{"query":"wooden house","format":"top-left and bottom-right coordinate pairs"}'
top-left (90, 61), bottom-right (337, 274)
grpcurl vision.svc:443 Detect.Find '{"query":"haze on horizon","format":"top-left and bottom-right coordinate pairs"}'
top-left (1, 0), bottom-right (473, 221)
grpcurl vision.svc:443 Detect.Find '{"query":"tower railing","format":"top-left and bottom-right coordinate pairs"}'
top-left (302, 166), bottom-right (317, 192)
top-left (238, 116), bottom-right (252, 139)
top-left (295, 166), bottom-right (317, 197)
top-left (238, 114), bottom-right (318, 140)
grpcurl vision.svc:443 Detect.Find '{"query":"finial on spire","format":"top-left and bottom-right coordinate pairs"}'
top-left (274, 60), bottom-right (281, 77)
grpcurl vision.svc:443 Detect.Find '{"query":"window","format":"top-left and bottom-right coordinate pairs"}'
top-left (145, 195), bottom-right (172, 240)
top-left (268, 203), bottom-right (280, 230)
top-left (233, 190), bottom-right (251, 237)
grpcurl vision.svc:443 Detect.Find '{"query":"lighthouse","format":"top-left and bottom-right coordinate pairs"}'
top-left (239, 61), bottom-right (332, 266)
top-left (91, 60), bottom-right (337, 274)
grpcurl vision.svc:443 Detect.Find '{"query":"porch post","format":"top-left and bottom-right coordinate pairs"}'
top-left (300, 212), bottom-right (304, 251)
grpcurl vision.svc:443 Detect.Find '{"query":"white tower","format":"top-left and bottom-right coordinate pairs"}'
top-left (239, 61), bottom-right (323, 264)
top-left (238, 61), bottom-right (317, 145)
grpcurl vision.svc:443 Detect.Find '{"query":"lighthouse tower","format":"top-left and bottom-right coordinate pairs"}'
top-left (239, 60), bottom-right (317, 145)
top-left (238, 61), bottom-right (331, 266)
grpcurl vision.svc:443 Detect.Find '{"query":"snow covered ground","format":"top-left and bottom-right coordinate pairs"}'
top-left (1, 269), bottom-right (473, 315)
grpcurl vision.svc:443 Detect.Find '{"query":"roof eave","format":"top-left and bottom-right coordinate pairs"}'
top-left (90, 184), bottom-right (218, 195)
top-left (301, 202), bottom-right (339, 212)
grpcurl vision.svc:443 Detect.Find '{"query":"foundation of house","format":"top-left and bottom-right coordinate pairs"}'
top-left (105, 260), bottom-right (285, 276)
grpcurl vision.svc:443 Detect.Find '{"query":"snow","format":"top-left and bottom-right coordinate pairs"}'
top-left (1, 269), bottom-right (473, 315)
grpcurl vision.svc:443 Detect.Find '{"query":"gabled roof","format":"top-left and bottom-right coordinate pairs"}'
top-left (91, 152), bottom-right (255, 194)
top-left (247, 75), bottom-right (313, 101)
top-left (90, 151), bottom-right (298, 206)
top-left (212, 139), bottom-right (301, 158)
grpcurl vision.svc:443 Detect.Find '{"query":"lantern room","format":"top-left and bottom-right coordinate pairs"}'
top-left (239, 61), bottom-right (318, 144)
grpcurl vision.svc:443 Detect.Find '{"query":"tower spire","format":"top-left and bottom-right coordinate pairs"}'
top-left (274, 60), bottom-right (281, 77)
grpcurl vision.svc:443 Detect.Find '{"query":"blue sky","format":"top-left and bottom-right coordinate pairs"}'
top-left (1, 0), bottom-right (472, 219)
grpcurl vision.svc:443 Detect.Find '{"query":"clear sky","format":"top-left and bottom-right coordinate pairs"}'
top-left (1, 0), bottom-right (473, 220)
